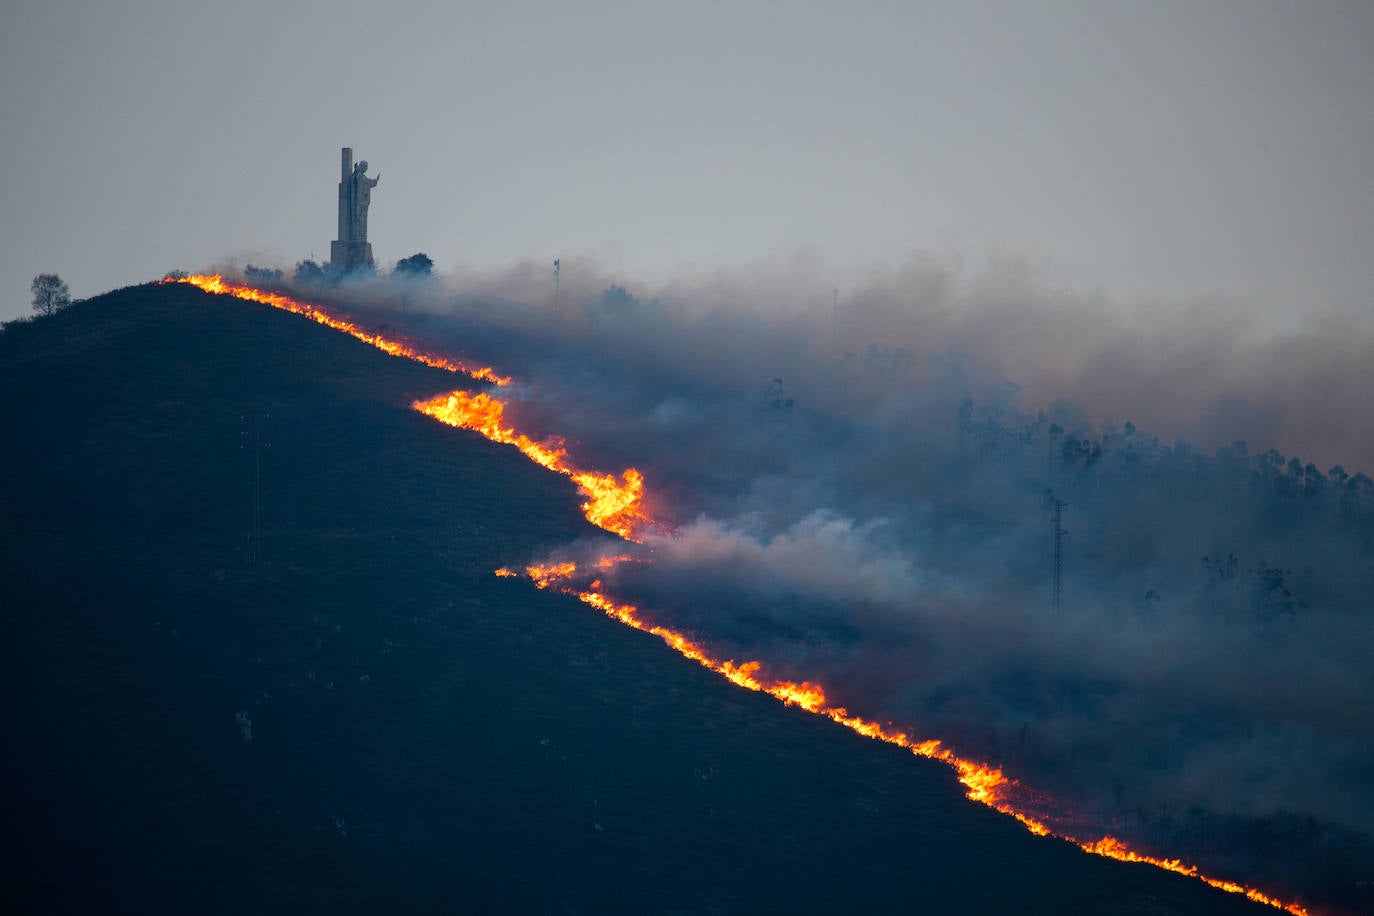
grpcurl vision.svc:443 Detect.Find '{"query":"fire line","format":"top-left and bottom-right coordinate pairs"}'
top-left (173, 274), bottom-right (1310, 916)
top-left (505, 560), bottom-right (1308, 916)
top-left (165, 274), bottom-right (510, 386)
top-left (414, 390), bottom-right (650, 541)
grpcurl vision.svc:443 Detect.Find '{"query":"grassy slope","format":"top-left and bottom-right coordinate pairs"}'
top-left (0, 284), bottom-right (1274, 915)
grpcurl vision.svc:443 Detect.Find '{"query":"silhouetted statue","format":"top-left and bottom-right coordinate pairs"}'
top-left (331, 148), bottom-right (379, 271)
top-left (350, 160), bottom-right (380, 241)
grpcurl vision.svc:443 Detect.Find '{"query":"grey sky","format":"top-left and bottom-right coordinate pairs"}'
top-left (3, 0), bottom-right (1372, 329)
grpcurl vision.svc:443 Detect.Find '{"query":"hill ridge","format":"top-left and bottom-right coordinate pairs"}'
top-left (1, 282), bottom-right (1285, 915)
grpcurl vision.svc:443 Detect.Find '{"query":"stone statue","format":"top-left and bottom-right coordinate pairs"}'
top-left (350, 160), bottom-right (380, 241)
top-left (330, 147), bottom-right (379, 271)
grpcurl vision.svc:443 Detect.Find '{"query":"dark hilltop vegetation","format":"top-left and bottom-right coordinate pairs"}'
top-left (0, 282), bottom-right (1295, 914)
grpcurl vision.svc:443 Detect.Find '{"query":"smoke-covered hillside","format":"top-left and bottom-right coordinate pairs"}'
top-left (276, 255), bottom-right (1374, 912)
top-left (2, 280), bottom-right (1296, 915)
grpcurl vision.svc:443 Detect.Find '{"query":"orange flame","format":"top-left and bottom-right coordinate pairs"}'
top-left (180, 274), bottom-right (1310, 915)
top-left (414, 390), bottom-right (652, 541)
top-left (511, 560), bottom-right (1310, 915)
top-left (166, 274), bottom-right (511, 386)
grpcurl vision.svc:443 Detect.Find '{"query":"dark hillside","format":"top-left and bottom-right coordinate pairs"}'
top-left (0, 284), bottom-right (1277, 914)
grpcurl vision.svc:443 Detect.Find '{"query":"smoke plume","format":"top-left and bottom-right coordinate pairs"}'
top-left (252, 252), bottom-right (1373, 908)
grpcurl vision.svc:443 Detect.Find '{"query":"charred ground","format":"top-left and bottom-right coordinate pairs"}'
top-left (1, 283), bottom-right (1283, 914)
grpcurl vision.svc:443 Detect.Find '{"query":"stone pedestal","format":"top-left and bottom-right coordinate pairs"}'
top-left (330, 240), bottom-right (373, 270)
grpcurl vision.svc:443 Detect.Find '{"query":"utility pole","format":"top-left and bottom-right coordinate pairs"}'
top-left (553, 258), bottom-right (561, 316)
top-left (1049, 492), bottom-right (1068, 611)
top-left (832, 288), bottom-right (839, 355)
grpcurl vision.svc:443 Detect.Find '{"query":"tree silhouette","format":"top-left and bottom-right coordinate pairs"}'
top-left (598, 284), bottom-right (639, 310)
top-left (30, 274), bottom-right (71, 317)
top-left (244, 265), bottom-right (284, 287)
top-left (394, 253), bottom-right (434, 277)
top-left (293, 260), bottom-right (325, 285)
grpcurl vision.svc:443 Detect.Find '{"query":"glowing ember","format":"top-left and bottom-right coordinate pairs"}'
top-left (185, 274), bottom-right (1310, 915)
top-left (414, 390), bottom-right (652, 541)
top-left (166, 274), bottom-right (511, 386)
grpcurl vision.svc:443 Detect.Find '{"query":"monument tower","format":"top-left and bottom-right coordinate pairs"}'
top-left (330, 147), bottom-right (380, 271)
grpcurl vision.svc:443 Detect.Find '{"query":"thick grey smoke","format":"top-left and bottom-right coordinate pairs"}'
top-left (254, 253), bottom-right (1373, 908)
top-left (418, 252), bottom-right (1374, 473)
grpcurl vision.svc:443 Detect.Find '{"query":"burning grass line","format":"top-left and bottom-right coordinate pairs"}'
top-left (166, 274), bottom-right (511, 386)
top-left (413, 390), bottom-right (652, 542)
top-left (509, 561), bottom-right (1311, 916)
top-left (175, 274), bottom-right (1311, 915)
